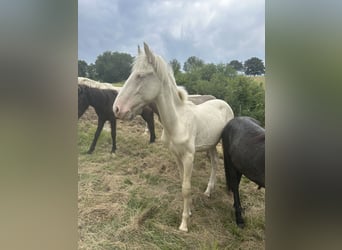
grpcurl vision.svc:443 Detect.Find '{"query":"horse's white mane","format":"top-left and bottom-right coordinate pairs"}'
top-left (177, 86), bottom-right (189, 103)
top-left (133, 46), bottom-right (188, 103)
top-left (78, 77), bottom-right (121, 91)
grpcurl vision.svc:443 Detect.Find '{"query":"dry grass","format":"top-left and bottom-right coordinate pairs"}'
top-left (78, 108), bottom-right (265, 249)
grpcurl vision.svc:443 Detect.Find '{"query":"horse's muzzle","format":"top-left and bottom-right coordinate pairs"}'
top-left (113, 104), bottom-right (133, 120)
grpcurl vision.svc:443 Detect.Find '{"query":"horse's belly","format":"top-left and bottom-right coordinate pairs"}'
top-left (193, 100), bottom-right (234, 150)
top-left (194, 116), bottom-right (226, 150)
top-left (194, 123), bottom-right (224, 151)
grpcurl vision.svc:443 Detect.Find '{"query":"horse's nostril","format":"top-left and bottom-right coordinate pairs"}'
top-left (114, 106), bottom-right (119, 115)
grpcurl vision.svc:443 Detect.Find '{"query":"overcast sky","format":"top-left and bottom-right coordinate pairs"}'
top-left (78, 0), bottom-right (264, 66)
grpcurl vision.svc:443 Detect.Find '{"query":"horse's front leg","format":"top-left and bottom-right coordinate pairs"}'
top-left (109, 117), bottom-right (117, 153)
top-left (88, 118), bottom-right (105, 154)
top-left (204, 147), bottom-right (218, 197)
top-left (179, 152), bottom-right (194, 232)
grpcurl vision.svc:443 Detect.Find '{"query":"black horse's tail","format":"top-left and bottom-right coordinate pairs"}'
top-left (221, 133), bottom-right (233, 193)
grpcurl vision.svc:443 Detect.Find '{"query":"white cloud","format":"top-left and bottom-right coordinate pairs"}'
top-left (78, 0), bottom-right (264, 65)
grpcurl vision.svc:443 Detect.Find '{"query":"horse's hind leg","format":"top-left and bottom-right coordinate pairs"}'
top-left (109, 117), bottom-right (117, 153)
top-left (232, 170), bottom-right (244, 228)
top-left (88, 118), bottom-right (105, 154)
top-left (141, 108), bottom-right (156, 143)
top-left (222, 148), bottom-right (245, 227)
top-left (204, 147), bottom-right (218, 197)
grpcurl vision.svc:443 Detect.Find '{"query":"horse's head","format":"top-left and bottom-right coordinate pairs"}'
top-left (113, 43), bottom-right (163, 120)
top-left (78, 84), bottom-right (90, 119)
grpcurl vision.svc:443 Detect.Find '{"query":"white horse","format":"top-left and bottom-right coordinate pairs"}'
top-left (113, 43), bottom-right (234, 232)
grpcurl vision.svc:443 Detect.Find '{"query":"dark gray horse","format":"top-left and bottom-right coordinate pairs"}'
top-left (221, 116), bottom-right (265, 228)
top-left (78, 81), bottom-right (156, 154)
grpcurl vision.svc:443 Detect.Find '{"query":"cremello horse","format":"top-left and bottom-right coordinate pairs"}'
top-left (113, 43), bottom-right (234, 232)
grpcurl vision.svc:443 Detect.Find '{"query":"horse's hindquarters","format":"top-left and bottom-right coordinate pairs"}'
top-left (193, 100), bottom-right (234, 149)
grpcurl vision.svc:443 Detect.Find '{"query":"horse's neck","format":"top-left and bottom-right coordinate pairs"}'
top-left (86, 90), bottom-right (98, 109)
top-left (155, 83), bottom-right (182, 136)
top-left (78, 104), bottom-right (89, 119)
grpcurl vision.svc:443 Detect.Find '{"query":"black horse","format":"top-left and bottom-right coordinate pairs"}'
top-left (221, 116), bottom-right (265, 228)
top-left (78, 83), bottom-right (156, 154)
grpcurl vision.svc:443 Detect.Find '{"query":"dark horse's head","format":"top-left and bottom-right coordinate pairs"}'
top-left (78, 84), bottom-right (90, 119)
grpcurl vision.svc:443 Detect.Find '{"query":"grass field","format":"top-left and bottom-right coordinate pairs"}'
top-left (78, 108), bottom-right (265, 249)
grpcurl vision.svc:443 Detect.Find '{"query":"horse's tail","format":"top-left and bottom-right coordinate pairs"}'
top-left (221, 128), bottom-right (233, 193)
top-left (177, 86), bottom-right (188, 103)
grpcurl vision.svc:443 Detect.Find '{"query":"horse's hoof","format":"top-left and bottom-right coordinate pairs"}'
top-left (236, 218), bottom-right (245, 228)
top-left (204, 190), bottom-right (211, 197)
top-left (237, 222), bottom-right (245, 229)
top-left (179, 225), bottom-right (188, 232)
top-left (87, 150), bottom-right (93, 154)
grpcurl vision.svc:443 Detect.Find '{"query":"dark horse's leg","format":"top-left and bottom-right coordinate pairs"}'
top-left (141, 107), bottom-right (156, 143)
top-left (109, 116), bottom-right (117, 153)
top-left (87, 117), bottom-right (105, 154)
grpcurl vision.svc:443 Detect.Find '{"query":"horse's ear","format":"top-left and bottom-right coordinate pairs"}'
top-left (144, 42), bottom-right (155, 65)
top-left (137, 45), bottom-right (141, 55)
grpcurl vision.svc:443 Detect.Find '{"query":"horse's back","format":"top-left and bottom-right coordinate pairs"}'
top-left (222, 117), bottom-right (265, 187)
top-left (84, 86), bottom-right (118, 120)
top-left (223, 117), bottom-right (264, 139)
top-left (188, 94), bottom-right (216, 105)
top-left (197, 99), bottom-right (234, 121)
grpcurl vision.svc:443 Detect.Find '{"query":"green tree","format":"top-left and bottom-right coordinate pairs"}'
top-left (229, 60), bottom-right (244, 72)
top-left (175, 70), bottom-right (201, 94)
top-left (216, 63), bottom-right (237, 78)
top-left (95, 51), bottom-right (133, 83)
top-left (87, 63), bottom-right (97, 80)
top-left (169, 59), bottom-right (181, 75)
top-left (78, 60), bottom-right (88, 77)
top-left (203, 72), bottom-right (229, 99)
top-left (183, 56), bottom-right (204, 72)
top-left (198, 63), bottom-right (217, 81)
top-left (244, 57), bottom-right (265, 76)
top-left (225, 75), bottom-right (265, 124)
top-left (175, 59), bottom-right (264, 124)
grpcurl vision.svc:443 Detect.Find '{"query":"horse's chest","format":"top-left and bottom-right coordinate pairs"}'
top-left (161, 130), bottom-right (192, 156)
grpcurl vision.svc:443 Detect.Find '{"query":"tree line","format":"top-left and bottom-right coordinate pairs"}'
top-left (173, 57), bottom-right (265, 124)
top-left (78, 51), bottom-right (265, 124)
